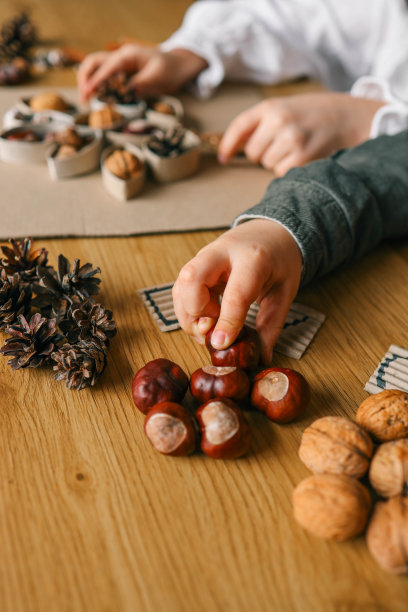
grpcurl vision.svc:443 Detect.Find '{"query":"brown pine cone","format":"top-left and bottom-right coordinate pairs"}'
top-left (0, 269), bottom-right (31, 329)
top-left (59, 299), bottom-right (116, 344)
top-left (34, 254), bottom-right (101, 321)
top-left (0, 312), bottom-right (63, 369)
top-left (148, 126), bottom-right (186, 158)
top-left (52, 340), bottom-right (107, 390)
top-left (1, 237), bottom-right (48, 282)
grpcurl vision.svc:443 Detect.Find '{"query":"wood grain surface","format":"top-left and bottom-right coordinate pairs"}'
top-left (1, 2), bottom-right (408, 611)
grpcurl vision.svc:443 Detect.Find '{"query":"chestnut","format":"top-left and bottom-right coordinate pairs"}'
top-left (196, 398), bottom-right (252, 459)
top-left (144, 402), bottom-right (197, 456)
top-left (251, 367), bottom-right (310, 423)
top-left (132, 358), bottom-right (189, 414)
top-left (205, 324), bottom-right (261, 370)
top-left (190, 365), bottom-right (250, 404)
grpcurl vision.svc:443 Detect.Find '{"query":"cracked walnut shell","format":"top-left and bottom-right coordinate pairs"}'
top-left (88, 105), bottom-right (122, 128)
top-left (293, 474), bottom-right (371, 541)
top-left (356, 390), bottom-right (408, 441)
top-left (366, 496), bottom-right (408, 574)
top-left (299, 416), bottom-right (373, 478)
top-left (369, 439), bottom-right (408, 498)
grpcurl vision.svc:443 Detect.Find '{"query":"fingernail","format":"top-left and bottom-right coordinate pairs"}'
top-left (211, 331), bottom-right (228, 349)
top-left (197, 317), bottom-right (212, 333)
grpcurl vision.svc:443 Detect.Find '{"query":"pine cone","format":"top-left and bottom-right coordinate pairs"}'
top-left (59, 299), bottom-right (117, 344)
top-left (52, 340), bottom-right (107, 390)
top-left (0, 269), bottom-right (31, 330)
top-left (0, 312), bottom-right (63, 369)
top-left (1, 237), bottom-right (48, 282)
top-left (0, 12), bottom-right (37, 60)
top-left (148, 126), bottom-right (186, 158)
top-left (34, 254), bottom-right (101, 321)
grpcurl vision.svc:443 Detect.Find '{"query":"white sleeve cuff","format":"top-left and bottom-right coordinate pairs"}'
top-left (160, 35), bottom-right (225, 99)
top-left (351, 75), bottom-right (408, 138)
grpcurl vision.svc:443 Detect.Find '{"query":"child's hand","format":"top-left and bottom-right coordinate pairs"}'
top-left (77, 43), bottom-right (207, 102)
top-left (172, 219), bottom-right (302, 364)
top-left (218, 92), bottom-right (385, 176)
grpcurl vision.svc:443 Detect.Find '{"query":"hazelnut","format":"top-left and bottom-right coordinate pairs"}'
top-left (293, 474), bottom-right (371, 541)
top-left (205, 324), bottom-right (261, 370)
top-left (196, 398), bottom-right (251, 459)
top-left (144, 402), bottom-right (197, 456)
top-left (251, 367), bottom-right (310, 423)
top-left (152, 101), bottom-right (175, 115)
top-left (55, 126), bottom-right (83, 149)
top-left (88, 105), bottom-right (122, 128)
top-left (190, 365), bottom-right (250, 404)
top-left (299, 416), bottom-right (373, 478)
top-left (30, 91), bottom-right (68, 111)
top-left (56, 144), bottom-right (78, 159)
top-left (366, 496), bottom-right (408, 574)
top-left (369, 439), bottom-right (408, 498)
top-left (132, 358), bottom-right (189, 414)
top-left (105, 149), bottom-right (142, 180)
top-left (356, 390), bottom-right (408, 441)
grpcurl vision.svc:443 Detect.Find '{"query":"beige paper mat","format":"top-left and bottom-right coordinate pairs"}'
top-left (0, 85), bottom-right (273, 238)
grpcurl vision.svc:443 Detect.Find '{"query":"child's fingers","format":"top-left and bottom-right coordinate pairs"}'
top-left (218, 106), bottom-right (262, 163)
top-left (261, 126), bottom-right (307, 171)
top-left (77, 52), bottom-right (108, 99)
top-left (211, 262), bottom-right (265, 349)
top-left (127, 57), bottom-right (166, 96)
top-left (255, 283), bottom-right (295, 363)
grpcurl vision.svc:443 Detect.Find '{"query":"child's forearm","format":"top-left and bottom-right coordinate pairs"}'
top-left (234, 131), bottom-right (408, 286)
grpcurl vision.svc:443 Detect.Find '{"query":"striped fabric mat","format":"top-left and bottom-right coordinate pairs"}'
top-left (137, 282), bottom-right (325, 360)
top-left (365, 345), bottom-right (408, 394)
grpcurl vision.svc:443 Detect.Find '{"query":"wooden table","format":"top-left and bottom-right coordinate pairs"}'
top-left (1, 2), bottom-right (408, 611)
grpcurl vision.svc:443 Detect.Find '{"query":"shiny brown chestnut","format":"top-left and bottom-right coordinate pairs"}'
top-left (190, 365), bottom-right (250, 404)
top-left (251, 367), bottom-right (310, 423)
top-left (144, 401), bottom-right (197, 456)
top-left (132, 358), bottom-right (189, 414)
top-left (196, 398), bottom-right (252, 459)
top-left (205, 324), bottom-right (261, 369)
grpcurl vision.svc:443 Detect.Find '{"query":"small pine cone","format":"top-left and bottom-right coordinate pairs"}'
top-left (1, 237), bottom-right (48, 282)
top-left (34, 254), bottom-right (100, 321)
top-left (0, 12), bottom-right (37, 59)
top-left (59, 299), bottom-right (117, 344)
top-left (0, 269), bottom-right (31, 329)
top-left (0, 312), bottom-right (63, 369)
top-left (52, 340), bottom-right (107, 390)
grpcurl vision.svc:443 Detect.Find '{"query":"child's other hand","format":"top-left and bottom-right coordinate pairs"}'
top-left (218, 92), bottom-right (385, 176)
top-left (172, 219), bottom-right (302, 364)
top-left (77, 44), bottom-right (207, 102)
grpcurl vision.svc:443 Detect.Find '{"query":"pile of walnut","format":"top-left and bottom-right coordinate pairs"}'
top-left (132, 324), bottom-right (310, 460)
top-left (293, 389), bottom-right (408, 574)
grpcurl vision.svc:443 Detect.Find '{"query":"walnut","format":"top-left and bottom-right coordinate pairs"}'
top-left (366, 496), bottom-right (408, 574)
top-left (105, 149), bottom-right (142, 180)
top-left (299, 416), bottom-right (373, 478)
top-left (88, 105), bottom-right (122, 128)
top-left (152, 100), bottom-right (175, 115)
top-left (293, 474), bottom-right (371, 541)
top-left (369, 439), bottom-right (408, 498)
top-left (356, 390), bottom-right (408, 441)
top-left (55, 127), bottom-right (83, 149)
top-left (30, 91), bottom-right (68, 111)
top-left (55, 144), bottom-right (77, 159)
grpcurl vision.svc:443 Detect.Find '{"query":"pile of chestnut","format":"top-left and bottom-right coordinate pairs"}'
top-left (131, 325), bottom-right (311, 459)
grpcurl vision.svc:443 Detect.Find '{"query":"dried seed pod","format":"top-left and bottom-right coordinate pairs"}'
top-left (356, 390), bottom-right (408, 441)
top-left (189, 365), bottom-right (250, 404)
top-left (366, 496), bottom-right (408, 574)
top-left (293, 474), bottom-right (371, 541)
top-left (144, 402), bottom-right (197, 456)
top-left (196, 398), bottom-right (251, 459)
top-left (369, 439), bottom-right (408, 498)
top-left (299, 416), bottom-right (373, 478)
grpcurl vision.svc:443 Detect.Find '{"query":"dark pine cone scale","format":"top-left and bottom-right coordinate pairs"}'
top-left (1, 237), bottom-right (48, 283)
top-left (59, 299), bottom-right (117, 345)
top-left (0, 312), bottom-right (63, 370)
top-left (0, 269), bottom-right (31, 330)
top-left (148, 126), bottom-right (187, 158)
top-left (52, 340), bottom-right (107, 390)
